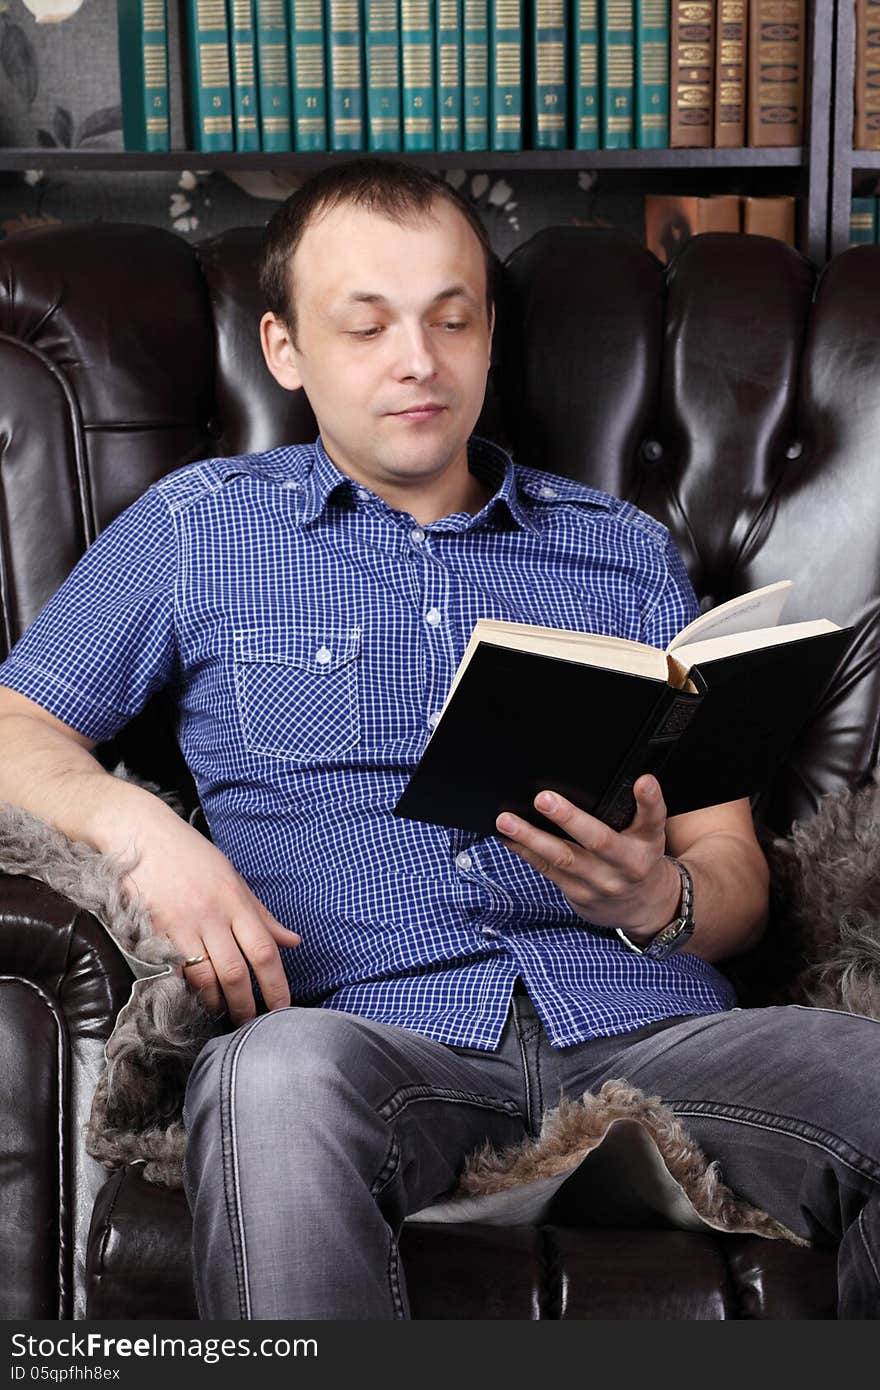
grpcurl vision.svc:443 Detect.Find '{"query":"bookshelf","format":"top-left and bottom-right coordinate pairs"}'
top-left (830, 0), bottom-right (879, 255)
top-left (0, 0), bottom-right (835, 266)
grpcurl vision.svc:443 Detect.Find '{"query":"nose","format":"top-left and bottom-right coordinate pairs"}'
top-left (393, 322), bottom-right (438, 382)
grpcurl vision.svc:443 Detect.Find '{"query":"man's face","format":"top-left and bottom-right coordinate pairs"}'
top-left (260, 197), bottom-right (494, 508)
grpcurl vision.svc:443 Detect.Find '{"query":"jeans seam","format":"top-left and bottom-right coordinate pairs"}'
top-left (673, 1102), bottom-right (880, 1188)
top-left (370, 1132), bottom-right (401, 1199)
top-left (857, 1208), bottom-right (880, 1290)
top-left (219, 1014), bottom-right (276, 1321)
top-left (512, 1001), bottom-right (536, 1136)
top-left (377, 1083), bottom-right (523, 1125)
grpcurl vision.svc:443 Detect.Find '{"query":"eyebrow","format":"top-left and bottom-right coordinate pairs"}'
top-left (337, 285), bottom-right (478, 310)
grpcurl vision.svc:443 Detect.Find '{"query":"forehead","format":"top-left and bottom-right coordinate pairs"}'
top-left (291, 198), bottom-right (487, 311)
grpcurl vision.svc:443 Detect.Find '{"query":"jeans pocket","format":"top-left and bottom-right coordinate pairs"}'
top-left (234, 625), bottom-right (362, 760)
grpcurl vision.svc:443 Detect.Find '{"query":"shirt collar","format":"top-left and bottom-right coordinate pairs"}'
top-left (298, 434), bottom-right (543, 533)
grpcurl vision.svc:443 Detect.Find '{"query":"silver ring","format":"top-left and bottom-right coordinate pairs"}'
top-left (182, 953), bottom-right (207, 968)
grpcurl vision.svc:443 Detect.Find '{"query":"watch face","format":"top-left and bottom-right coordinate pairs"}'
top-left (645, 918), bottom-right (694, 959)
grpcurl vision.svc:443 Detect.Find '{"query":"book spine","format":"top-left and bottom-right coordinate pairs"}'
top-left (747, 0), bottom-right (804, 147)
top-left (850, 196), bottom-right (878, 244)
top-left (489, 0), bottom-right (522, 149)
top-left (228, 0), bottom-right (260, 149)
top-left (593, 689), bottom-right (703, 832)
top-left (118, 0), bottom-right (171, 151)
top-left (573, 0), bottom-right (600, 149)
top-left (742, 193), bottom-right (796, 244)
top-left (635, 0), bottom-right (669, 149)
top-left (365, 0), bottom-right (401, 149)
top-left (436, 0), bottom-right (463, 149)
top-left (291, 0), bottom-right (328, 149)
top-left (255, 0), bottom-right (292, 148)
top-left (326, 0), bottom-right (366, 149)
top-left (533, 0), bottom-right (567, 149)
top-left (714, 0), bottom-right (746, 147)
top-left (184, 0), bottom-right (235, 150)
top-left (463, 0), bottom-right (490, 149)
top-left (601, 0), bottom-right (634, 149)
top-left (401, 0), bottom-right (435, 150)
top-left (855, 0), bottom-right (880, 150)
top-left (669, 0), bottom-right (713, 148)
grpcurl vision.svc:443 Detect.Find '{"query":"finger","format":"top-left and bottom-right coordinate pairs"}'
top-left (497, 833), bottom-right (617, 904)
top-left (263, 913), bottom-right (302, 947)
top-left (180, 953), bottom-right (224, 1019)
top-left (231, 918), bottom-right (292, 1013)
top-left (498, 793), bottom-right (630, 871)
top-left (200, 934), bottom-right (260, 1026)
top-left (626, 775), bottom-right (668, 839)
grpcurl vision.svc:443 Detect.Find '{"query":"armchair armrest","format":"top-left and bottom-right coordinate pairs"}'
top-left (0, 872), bottom-right (133, 1319)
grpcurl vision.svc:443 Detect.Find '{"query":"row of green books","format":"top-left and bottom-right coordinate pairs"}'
top-left (117, 0), bottom-right (676, 153)
top-left (850, 196), bottom-right (880, 244)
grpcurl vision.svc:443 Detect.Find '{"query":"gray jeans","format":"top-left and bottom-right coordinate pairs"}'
top-left (182, 993), bottom-right (880, 1318)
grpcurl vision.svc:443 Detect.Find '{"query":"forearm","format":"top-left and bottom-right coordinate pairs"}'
top-left (0, 709), bottom-right (181, 856)
top-left (673, 829), bottom-right (769, 964)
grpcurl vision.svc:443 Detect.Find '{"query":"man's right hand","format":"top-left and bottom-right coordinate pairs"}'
top-left (113, 804), bottom-right (301, 1026)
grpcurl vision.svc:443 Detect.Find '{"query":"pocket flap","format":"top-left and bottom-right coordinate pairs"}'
top-left (235, 627), bottom-right (362, 674)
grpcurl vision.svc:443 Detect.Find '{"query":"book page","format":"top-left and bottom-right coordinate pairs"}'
top-left (433, 619), bottom-right (668, 730)
top-left (673, 617), bottom-right (840, 670)
top-left (668, 580), bottom-right (794, 653)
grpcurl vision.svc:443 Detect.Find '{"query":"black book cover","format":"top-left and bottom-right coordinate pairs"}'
top-left (392, 624), bottom-right (853, 839)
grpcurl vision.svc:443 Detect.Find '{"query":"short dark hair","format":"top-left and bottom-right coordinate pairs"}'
top-left (258, 157), bottom-right (496, 346)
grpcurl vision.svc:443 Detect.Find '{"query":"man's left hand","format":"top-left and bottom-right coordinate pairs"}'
top-left (495, 774), bottom-right (683, 944)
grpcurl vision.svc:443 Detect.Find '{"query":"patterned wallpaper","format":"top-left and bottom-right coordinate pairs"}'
top-left (0, 0), bottom-right (654, 258)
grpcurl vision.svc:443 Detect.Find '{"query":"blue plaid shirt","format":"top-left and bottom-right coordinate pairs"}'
top-left (0, 435), bottom-right (736, 1048)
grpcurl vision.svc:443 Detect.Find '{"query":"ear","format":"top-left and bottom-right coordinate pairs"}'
top-left (260, 312), bottom-right (303, 392)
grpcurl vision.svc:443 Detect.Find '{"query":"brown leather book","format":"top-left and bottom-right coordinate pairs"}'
top-left (742, 194), bottom-right (797, 245)
top-left (747, 0), bottom-right (805, 146)
top-left (670, 0), bottom-right (715, 147)
top-left (715, 0), bottom-right (747, 146)
top-left (855, 0), bottom-right (880, 149)
top-left (645, 194), bottom-right (741, 264)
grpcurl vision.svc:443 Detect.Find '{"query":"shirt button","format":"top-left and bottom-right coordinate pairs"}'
top-left (356, 487), bottom-right (370, 501)
top-left (410, 527), bottom-right (426, 545)
top-left (481, 926), bottom-right (498, 937)
top-left (282, 479), bottom-right (302, 490)
top-left (425, 608), bottom-right (443, 626)
top-left (539, 484), bottom-right (557, 498)
top-left (455, 851), bottom-right (473, 872)
top-left (315, 646), bottom-right (332, 665)
top-left (427, 710), bottom-right (443, 729)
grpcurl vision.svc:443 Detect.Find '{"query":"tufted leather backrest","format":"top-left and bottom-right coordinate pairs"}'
top-left (1, 221), bottom-right (879, 835)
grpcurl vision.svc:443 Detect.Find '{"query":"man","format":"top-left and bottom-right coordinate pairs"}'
top-left (0, 158), bottom-right (877, 1319)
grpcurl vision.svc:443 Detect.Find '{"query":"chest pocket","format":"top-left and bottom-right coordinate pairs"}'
top-left (233, 627), bottom-right (362, 761)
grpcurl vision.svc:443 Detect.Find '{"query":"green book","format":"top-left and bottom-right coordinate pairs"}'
top-left (635, 0), bottom-right (668, 147)
top-left (325, 0), bottom-right (365, 149)
top-left (489, 0), bottom-right (522, 149)
top-left (601, 0), bottom-right (634, 148)
top-left (184, 0), bottom-right (235, 150)
top-left (850, 197), bottom-right (878, 246)
top-left (436, 0), bottom-right (463, 150)
top-left (364, 0), bottom-right (401, 149)
top-left (255, 0), bottom-right (292, 149)
top-left (227, 0), bottom-right (260, 149)
top-left (290, 0), bottom-right (328, 149)
top-left (401, 0), bottom-right (435, 151)
top-left (532, 0), bottom-right (566, 148)
top-left (117, 0), bottom-right (171, 151)
top-left (463, 0), bottom-right (489, 150)
top-left (572, 0), bottom-right (599, 149)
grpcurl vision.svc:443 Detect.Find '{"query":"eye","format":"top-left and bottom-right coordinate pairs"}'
top-left (349, 327), bottom-right (382, 339)
top-left (439, 321), bottom-right (468, 331)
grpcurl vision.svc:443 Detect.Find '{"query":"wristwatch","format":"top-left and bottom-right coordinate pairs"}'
top-left (614, 857), bottom-right (695, 960)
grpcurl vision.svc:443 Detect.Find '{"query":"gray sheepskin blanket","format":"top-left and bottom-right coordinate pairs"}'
top-left (3, 770), bottom-right (880, 1240)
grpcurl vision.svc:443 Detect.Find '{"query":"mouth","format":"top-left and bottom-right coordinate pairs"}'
top-left (390, 404), bottom-right (446, 420)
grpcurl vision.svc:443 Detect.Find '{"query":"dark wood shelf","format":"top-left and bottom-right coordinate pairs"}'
top-left (0, 147), bottom-right (808, 174)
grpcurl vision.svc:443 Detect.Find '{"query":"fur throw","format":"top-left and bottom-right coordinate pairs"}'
top-left (3, 771), bottom-right (880, 1234)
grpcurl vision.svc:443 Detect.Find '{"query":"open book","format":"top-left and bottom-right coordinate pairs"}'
top-left (393, 580), bottom-right (852, 837)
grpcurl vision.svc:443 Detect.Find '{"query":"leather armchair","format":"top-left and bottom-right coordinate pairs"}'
top-left (1, 220), bottom-right (877, 1320)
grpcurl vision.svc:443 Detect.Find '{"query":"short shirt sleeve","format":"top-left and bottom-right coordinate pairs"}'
top-left (0, 484), bottom-right (178, 742)
top-left (640, 532), bottom-right (701, 650)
